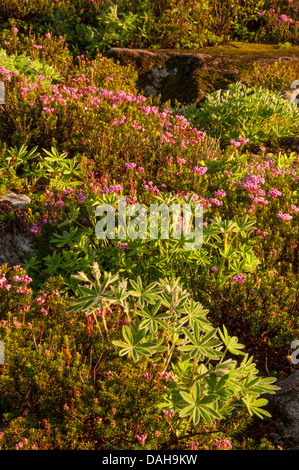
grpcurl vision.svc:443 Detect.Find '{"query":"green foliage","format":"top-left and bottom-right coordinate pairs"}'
top-left (0, 48), bottom-right (60, 85)
top-left (191, 82), bottom-right (299, 147)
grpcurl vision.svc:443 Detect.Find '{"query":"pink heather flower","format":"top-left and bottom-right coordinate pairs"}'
top-left (162, 409), bottom-right (175, 418)
top-left (238, 136), bottom-right (249, 145)
top-left (277, 211), bottom-right (293, 222)
top-left (250, 195), bottom-right (269, 206)
top-left (209, 198), bottom-right (223, 206)
top-left (290, 205), bottom-right (299, 213)
top-left (136, 435), bottom-right (147, 445)
top-left (230, 140), bottom-right (241, 147)
top-left (15, 442), bottom-right (24, 450)
top-left (214, 189), bottom-right (226, 198)
top-left (211, 266), bottom-right (217, 272)
top-left (258, 11), bottom-right (265, 17)
top-left (45, 32), bottom-right (51, 38)
top-left (268, 189), bottom-right (282, 199)
top-left (43, 107), bottom-right (54, 114)
top-left (119, 243), bottom-right (128, 250)
top-left (160, 371), bottom-right (176, 382)
top-left (257, 229), bottom-right (268, 237)
top-left (194, 166), bottom-right (208, 175)
top-left (30, 223), bottom-right (42, 234)
top-left (215, 438), bottom-right (232, 450)
top-left (140, 372), bottom-right (153, 380)
top-left (230, 273), bottom-right (247, 284)
top-left (13, 317), bottom-right (22, 328)
top-left (124, 162), bottom-right (136, 169)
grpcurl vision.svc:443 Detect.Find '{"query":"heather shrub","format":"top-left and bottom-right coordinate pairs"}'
top-left (145, 0), bottom-right (226, 49)
top-left (240, 58), bottom-right (299, 92)
top-left (0, 0), bottom-right (104, 22)
top-left (0, 54), bottom-right (139, 152)
top-left (0, 24), bottom-right (73, 75)
top-left (0, 62), bottom-right (208, 172)
top-left (255, 5), bottom-right (299, 45)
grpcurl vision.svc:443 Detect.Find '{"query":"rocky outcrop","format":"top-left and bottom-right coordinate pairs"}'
top-left (106, 42), bottom-right (299, 105)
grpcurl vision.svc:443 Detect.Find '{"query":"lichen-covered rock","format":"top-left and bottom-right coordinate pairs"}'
top-left (106, 42), bottom-right (299, 105)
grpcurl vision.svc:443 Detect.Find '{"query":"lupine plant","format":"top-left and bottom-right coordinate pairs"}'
top-left (68, 263), bottom-right (279, 428)
top-left (187, 82), bottom-right (299, 147)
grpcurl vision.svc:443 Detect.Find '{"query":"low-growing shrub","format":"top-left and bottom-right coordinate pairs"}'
top-left (190, 82), bottom-right (299, 147)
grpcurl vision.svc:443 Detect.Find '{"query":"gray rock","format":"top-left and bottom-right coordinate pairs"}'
top-left (0, 190), bottom-right (31, 209)
top-left (267, 370), bottom-right (299, 446)
top-left (0, 231), bottom-right (34, 266)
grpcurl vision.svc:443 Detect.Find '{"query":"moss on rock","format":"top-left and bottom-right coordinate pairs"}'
top-left (106, 42), bottom-right (299, 105)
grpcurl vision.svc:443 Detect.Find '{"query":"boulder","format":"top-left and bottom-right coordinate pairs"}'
top-left (266, 370), bottom-right (299, 447)
top-left (0, 190), bottom-right (31, 209)
top-left (106, 42), bottom-right (299, 105)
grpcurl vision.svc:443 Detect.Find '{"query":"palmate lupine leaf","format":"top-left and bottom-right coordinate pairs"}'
top-left (177, 298), bottom-right (210, 329)
top-left (179, 383), bottom-right (222, 425)
top-left (233, 214), bottom-right (256, 236)
top-left (242, 396), bottom-right (272, 419)
top-left (129, 276), bottom-right (162, 306)
top-left (179, 324), bottom-right (223, 360)
top-left (112, 324), bottom-right (159, 362)
top-left (138, 299), bottom-right (171, 333)
top-left (218, 324), bottom-right (246, 356)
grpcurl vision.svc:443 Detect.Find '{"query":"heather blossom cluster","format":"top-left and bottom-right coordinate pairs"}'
top-left (277, 211), bottom-right (293, 222)
top-left (0, 273), bottom-right (11, 291)
top-left (230, 273), bottom-right (247, 285)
